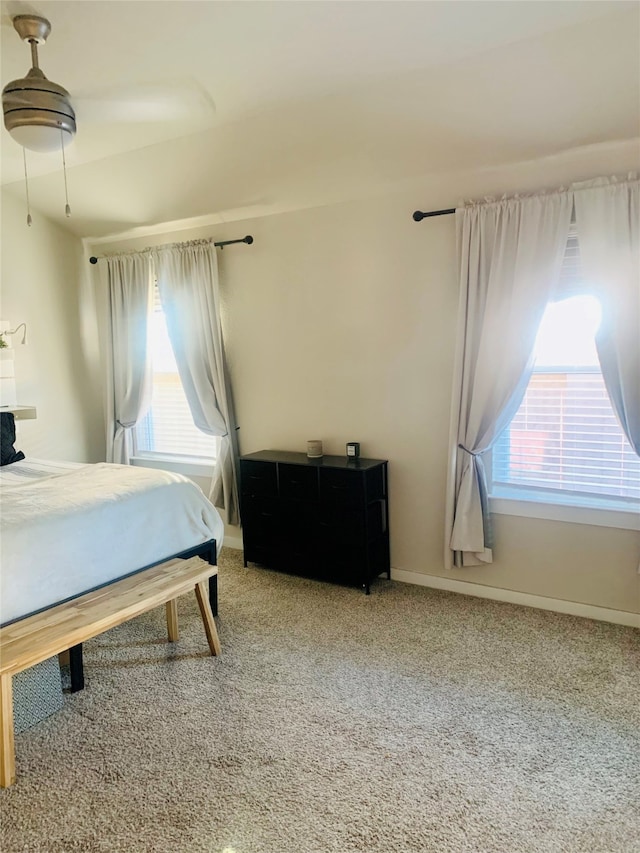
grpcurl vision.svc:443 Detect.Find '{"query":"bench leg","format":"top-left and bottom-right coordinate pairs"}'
top-left (166, 599), bottom-right (179, 641)
top-left (195, 581), bottom-right (221, 656)
top-left (0, 674), bottom-right (16, 788)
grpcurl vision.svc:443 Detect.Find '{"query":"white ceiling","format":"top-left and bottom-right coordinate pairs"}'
top-left (1, 0), bottom-right (638, 238)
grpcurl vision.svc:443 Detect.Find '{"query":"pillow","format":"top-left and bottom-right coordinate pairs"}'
top-left (1, 412), bottom-right (25, 466)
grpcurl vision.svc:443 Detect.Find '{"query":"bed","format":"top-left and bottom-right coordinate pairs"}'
top-left (0, 454), bottom-right (224, 690)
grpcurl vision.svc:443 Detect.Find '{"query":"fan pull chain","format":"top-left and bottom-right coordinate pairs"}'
top-left (61, 128), bottom-right (71, 217)
top-left (22, 148), bottom-right (32, 227)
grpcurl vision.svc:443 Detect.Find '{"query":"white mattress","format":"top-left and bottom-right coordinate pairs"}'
top-left (0, 459), bottom-right (224, 625)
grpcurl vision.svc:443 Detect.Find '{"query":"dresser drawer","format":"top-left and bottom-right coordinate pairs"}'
top-left (319, 467), bottom-right (364, 507)
top-left (278, 464), bottom-right (318, 502)
top-left (241, 498), bottom-right (280, 540)
top-left (241, 460), bottom-right (277, 498)
top-left (317, 535), bottom-right (389, 583)
top-left (283, 501), bottom-right (318, 544)
top-left (318, 511), bottom-right (365, 546)
top-left (243, 543), bottom-right (279, 568)
top-left (318, 501), bottom-right (385, 545)
top-left (363, 465), bottom-right (386, 502)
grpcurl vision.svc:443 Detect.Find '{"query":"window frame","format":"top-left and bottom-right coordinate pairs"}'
top-left (489, 492), bottom-right (640, 532)
top-left (486, 318), bottom-right (639, 531)
top-left (129, 452), bottom-right (216, 480)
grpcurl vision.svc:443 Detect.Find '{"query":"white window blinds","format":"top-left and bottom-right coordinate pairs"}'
top-left (493, 368), bottom-right (640, 501)
top-left (555, 221), bottom-right (583, 300)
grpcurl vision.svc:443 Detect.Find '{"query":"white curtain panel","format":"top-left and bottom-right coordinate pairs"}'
top-left (104, 254), bottom-right (152, 464)
top-left (152, 242), bottom-right (240, 526)
top-left (447, 192), bottom-right (573, 567)
top-left (573, 176), bottom-right (640, 459)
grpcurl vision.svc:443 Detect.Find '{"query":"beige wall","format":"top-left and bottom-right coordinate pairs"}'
top-left (82, 141), bottom-right (637, 616)
top-left (0, 191), bottom-right (104, 462)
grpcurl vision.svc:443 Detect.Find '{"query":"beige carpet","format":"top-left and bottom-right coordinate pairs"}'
top-left (1, 549), bottom-right (638, 853)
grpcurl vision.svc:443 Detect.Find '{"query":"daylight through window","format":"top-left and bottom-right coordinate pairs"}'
top-left (135, 287), bottom-right (218, 461)
top-left (491, 295), bottom-right (640, 508)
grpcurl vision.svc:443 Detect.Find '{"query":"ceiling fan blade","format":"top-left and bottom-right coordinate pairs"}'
top-left (72, 81), bottom-right (216, 124)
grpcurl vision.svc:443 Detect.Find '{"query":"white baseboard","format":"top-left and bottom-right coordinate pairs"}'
top-left (221, 536), bottom-right (244, 551)
top-left (391, 569), bottom-right (639, 629)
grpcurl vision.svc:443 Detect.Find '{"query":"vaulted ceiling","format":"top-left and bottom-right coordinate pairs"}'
top-left (1, 0), bottom-right (638, 238)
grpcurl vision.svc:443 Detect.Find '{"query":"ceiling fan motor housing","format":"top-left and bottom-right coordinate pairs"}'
top-left (3, 71), bottom-right (76, 142)
top-left (2, 15), bottom-right (76, 151)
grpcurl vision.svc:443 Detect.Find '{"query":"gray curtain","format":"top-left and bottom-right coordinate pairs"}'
top-left (573, 176), bottom-right (640, 459)
top-left (104, 254), bottom-right (152, 464)
top-left (447, 192), bottom-right (573, 567)
top-left (151, 242), bottom-right (240, 526)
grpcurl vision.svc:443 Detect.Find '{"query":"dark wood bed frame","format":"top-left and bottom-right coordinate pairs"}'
top-left (63, 538), bottom-right (218, 693)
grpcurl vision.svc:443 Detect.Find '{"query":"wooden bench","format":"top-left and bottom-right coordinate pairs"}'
top-left (0, 556), bottom-right (220, 787)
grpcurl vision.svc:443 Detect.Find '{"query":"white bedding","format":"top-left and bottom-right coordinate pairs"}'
top-left (0, 459), bottom-right (224, 625)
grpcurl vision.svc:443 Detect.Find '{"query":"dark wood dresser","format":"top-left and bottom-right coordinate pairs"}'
top-left (239, 450), bottom-right (390, 593)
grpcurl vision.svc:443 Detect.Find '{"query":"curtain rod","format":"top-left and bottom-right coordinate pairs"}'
top-left (413, 176), bottom-right (638, 222)
top-left (89, 235), bottom-right (254, 264)
top-left (412, 208), bottom-right (456, 222)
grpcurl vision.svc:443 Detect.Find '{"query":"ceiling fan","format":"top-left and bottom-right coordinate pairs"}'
top-left (2, 15), bottom-right (74, 152)
top-left (2, 14), bottom-right (216, 154)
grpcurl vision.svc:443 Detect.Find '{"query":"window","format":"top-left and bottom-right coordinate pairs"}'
top-left (134, 286), bottom-right (218, 463)
top-left (489, 230), bottom-right (640, 519)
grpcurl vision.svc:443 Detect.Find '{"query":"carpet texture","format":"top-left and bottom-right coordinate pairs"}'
top-left (1, 549), bottom-right (638, 853)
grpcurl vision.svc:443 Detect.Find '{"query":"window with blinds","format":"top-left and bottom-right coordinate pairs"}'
top-left (134, 286), bottom-right (218, 462)
top-left (489, 226), bottom-right (640, 509)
